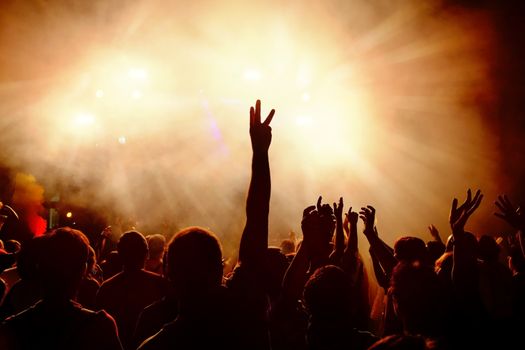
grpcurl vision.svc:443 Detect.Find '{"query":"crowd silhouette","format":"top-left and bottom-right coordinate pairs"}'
top-left (0, 100), bottom-right (524, 349)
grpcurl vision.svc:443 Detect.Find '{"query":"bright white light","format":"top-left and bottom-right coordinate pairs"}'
top-left (243, 69), bottom-right (262, 81)
top-left (73, 112), bottom-right (95, 126)
top-left (95, 89), bottom-right (104, 98)
top-left (295, 115), bottom-right (313, 127)
top-left (302, 92), bottom-right (310, 102)
top-left (128, 68), bottom-right (148, 80)
top-left (118, 136), bottom-right (126, 144)
top-left (131, 90), bottom-right (143, 99)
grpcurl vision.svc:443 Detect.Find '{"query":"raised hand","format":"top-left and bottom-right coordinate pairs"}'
top-left (359, 205), bottom-right (377, 237)
top-left (330, 197), bottom-right (345, 263)
top-left (333, 197), bottom-right (344, 223)
top-left (316, 196), bottom-right (336, 241)
top-left (249, 99), bottom-right (275, 154)
top-left (449, 189), bottom-right (483, 235)
top-left (345, 206), bottom-right (359, 254)
top-left (428, 224), bottom-right (443, 243)
top-left (495, 194), bottom-right (524, 230)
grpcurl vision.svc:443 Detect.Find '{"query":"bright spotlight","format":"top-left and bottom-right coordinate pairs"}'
top-left (73, 112), bottom-right (95, 126)
top-left (295, 115), bottom-right (313, 127)
top-left (66, 211), bottom-right (73, 218)
top-left (131, 90), bottom-right (143, 99)
top-left (118, 136), bottom-right (126, 144)
top-left (95, 89), bottom-right (104, 98)
top-left (128, 68), bottom-right (148, 80)
top-left (302, 92), bottom-right (311, 102)
top-left (243, 69), bottom-right (262, 81)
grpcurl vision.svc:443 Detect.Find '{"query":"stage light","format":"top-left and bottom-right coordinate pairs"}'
top-left (243, 69), bottom-right (261, 81)
top-left (73, 112), bottom-right (95, 126)
top-left (131, 89), bottom-right (143, 99)
top-left (302, 92), bottom-right (310, 102)
top-left (128, 68), bottom-right (148, 80)
top-left (118, 136), bottom-right (126, 144)
top-left (66, 212), bottom-right (73, 218)
top-left (295, 115), bottom-right (313, 127)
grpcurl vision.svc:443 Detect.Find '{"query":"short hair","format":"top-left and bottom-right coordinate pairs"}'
top-left (146, 234), bottom-right (166, 259)
top-left (39, 227), bottom-right (90, 297)
top-left (478, 235), bottom-right (499, 262)
top-left (117, 231), bottom-right (148, 270)
top-left (394, 237), bottom-right (427, 263)
top-left (303, 265), bottom-right (351, 318)
top-left (167, 227), bottom-right (223, 295)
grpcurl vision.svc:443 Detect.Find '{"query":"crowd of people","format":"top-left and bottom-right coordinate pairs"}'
top-left (0, 100), bottom-right (523, 349)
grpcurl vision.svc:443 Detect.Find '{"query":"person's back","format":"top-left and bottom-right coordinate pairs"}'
top-left (96, 231), bottom-right (168, 350)
top-left (138, 227), bottom-right (241, 350)
top-left (0, 227), bottom-right (122, 350)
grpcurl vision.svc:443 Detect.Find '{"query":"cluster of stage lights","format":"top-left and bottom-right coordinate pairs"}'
top-left (70, 65), bottom-right (315, 144)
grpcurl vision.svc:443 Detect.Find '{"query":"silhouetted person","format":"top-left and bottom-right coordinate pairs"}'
top-left (77, 246), bottom-right (101, 310)
top-left (96, 231), bottom-right (169, 350)
top-left (0, 236), bottom-right (45, 321)
top-left (138, 227), bottom-right (239, 350)
top-left (140, 99), bottom-right (276, 350)
top-left (145, 234), bottom-right (165, 275)
top-left (0, 227), bottom-right (122, 349)
top-left (303, 265), bottom-right (377, 350)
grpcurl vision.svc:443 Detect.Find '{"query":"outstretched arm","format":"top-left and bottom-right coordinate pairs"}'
top-left (329, 197), bottom-right (345, 264)
top-left (360, 206), bottom-right (397, 277)
top-left (238, 100), bottom-right (275, 272)
top-left (449, 189), bottom-right (483, 285)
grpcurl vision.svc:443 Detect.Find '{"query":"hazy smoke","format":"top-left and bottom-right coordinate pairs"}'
top-left (0, 0), bottom-right (514, 257)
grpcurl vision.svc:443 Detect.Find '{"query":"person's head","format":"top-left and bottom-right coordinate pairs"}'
top-left (167, 226), bottom-right (223, 297)
top-left (16, 235), bottom-right (47, 280)
top-left (303, 265), bottom-right (351, 320)
top-left (146, 234), bottom-right (166, 260)
top-left (117, 230), bottom-right (148, 271)
top-left (38, 227), bottom-right (90, 299)
top-left (394, 237), bottom-right (427, 263)
top-left (478, 235), bottom-right (500, 262)
top-left (390, 261), bottom-right (444, 336)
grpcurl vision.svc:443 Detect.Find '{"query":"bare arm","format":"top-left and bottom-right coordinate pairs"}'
top-left (238, 100), bottom-right (275, 272)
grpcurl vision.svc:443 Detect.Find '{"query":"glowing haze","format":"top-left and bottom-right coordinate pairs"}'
top-left (0, 0), bottom-right (501, 253)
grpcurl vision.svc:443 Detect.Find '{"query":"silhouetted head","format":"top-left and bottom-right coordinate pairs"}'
top-left (478, 235), bottom-right (499, 262)
top-left (394, 237), bottom-right (427, 263)
top-left (146, 234), bottom-right (166, 260)
top-left (16, 235), bottom-right (47, 280)
top-left (390, 261), bottom-right (444, 336)
top-left (39, 227), bottom-right (90, 299)
top-left (117, 230), bottom-right (148, 271)
top-left (303, 265), bottom-right (351, 320)
top-left (167, 226), bottom-right (223, 297)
